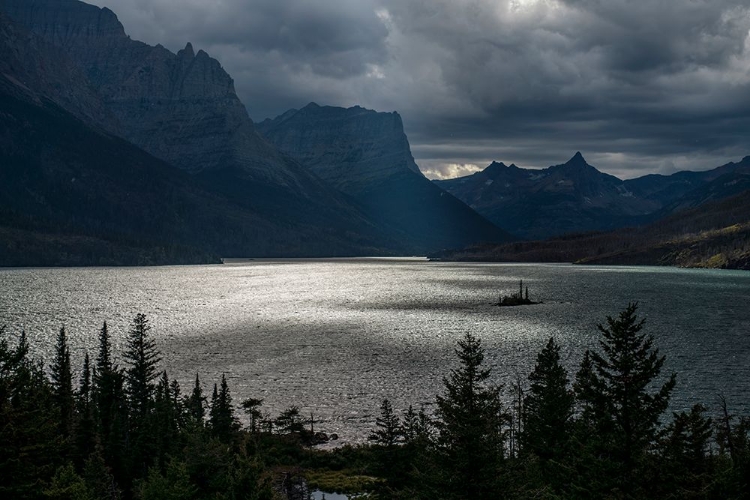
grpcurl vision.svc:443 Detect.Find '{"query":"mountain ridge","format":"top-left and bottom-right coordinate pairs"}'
top-left (437, 152), bottom-right (750, 239)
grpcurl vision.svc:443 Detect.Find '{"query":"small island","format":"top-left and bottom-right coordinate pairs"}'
top-left (497, 279), bottom-right (540, 306)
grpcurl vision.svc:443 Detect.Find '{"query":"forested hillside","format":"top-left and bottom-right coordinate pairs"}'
top-left (434, 186), bottom-right (750, 270)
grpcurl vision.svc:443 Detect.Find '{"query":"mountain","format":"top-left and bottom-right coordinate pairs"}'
top-left (437, 152), bottom-right (750, 240)
top-left (432, 186), bottom-right (750, 270)
top-left (0, 6), bottom-right (417, 263)
top-left (0, 64), bottom-right (396, 264)
top-left (0, 0), bottom-right (420, 254)
top-left (258, 103), bottom-right (513, 252)
top-left (435, 152), bottom-right (653, 239)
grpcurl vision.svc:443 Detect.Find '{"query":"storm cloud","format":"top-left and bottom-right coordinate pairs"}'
top-left (89, 0), bottom-right (750, 179)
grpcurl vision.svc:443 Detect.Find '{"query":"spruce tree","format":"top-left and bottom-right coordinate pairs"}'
top-left (574, 303), bottom-right (677, 496)
top-left (73, 353), bottom-right (96, 467)
top-left (154, 371), bottom-right (180, 466)
top-left (369, 398), bottom-right (402, 447)
top-left (51, 326), bottom-right (75, 438)
top-left (186, 374), bottom-right (206, 426)
top-left (522, 337), bottom-right (574, 460)
top-left (91, 322), bottom-right (128, 483)
top-left (124, 313), bottom-right (161, 420)
top-left (209, 375), bottom-right (238, 442)
top-left (435, 333), bottom-right (505, 500)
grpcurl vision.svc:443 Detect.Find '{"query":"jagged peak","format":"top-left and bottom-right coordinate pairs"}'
top-left (567, 151), bottom-right (587, 165)
top-left (179, 42), bottom-right (195, 59)
top-left (486, 161), bottom-right (508, 169)
top-left (177, 42), bottom-right (195, 60)
top-left (482, 161), bottom-right (508, 177)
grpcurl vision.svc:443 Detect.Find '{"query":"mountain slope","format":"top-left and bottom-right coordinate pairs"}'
top-left (259, 103), bottom-right (513, 252)
top-left (437, 152), bottom-right (750, 240)
top-left (435, 152), bottom-right (652, 239)
top-left (433, 187), bottom-right (750, 270)
top-left (0, 0), bottom-right (412, 256)
top-left (0, 78), bottom-right (398, 264)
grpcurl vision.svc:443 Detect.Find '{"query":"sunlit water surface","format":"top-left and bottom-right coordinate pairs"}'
top-left (1, 259), bottom-right (749, 443)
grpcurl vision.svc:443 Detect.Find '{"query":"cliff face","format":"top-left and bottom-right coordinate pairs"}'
top-left (258, 103), bottom-right (424, 194)
top-left (0, 10), bottom-right (118, 131)
top-left (0, 0), bottom-right (315, 190)
top-left (260, 103), bottom-right (513, 251)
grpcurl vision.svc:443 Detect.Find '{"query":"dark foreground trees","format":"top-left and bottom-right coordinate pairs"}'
top-left (435, 333), bottom-right (505, 500)
top-left (2, 305), bottom-right (750, 499)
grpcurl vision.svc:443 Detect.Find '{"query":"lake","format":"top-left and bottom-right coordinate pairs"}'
top-left (1, 259), bottom-right (749, 442)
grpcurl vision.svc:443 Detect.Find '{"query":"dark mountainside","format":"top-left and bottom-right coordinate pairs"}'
top-left (0, 0), bottom-right (510, 261)
top-left (434, 183), bottom-right (750, 269)
top-left (436, 152), bottom-right (750, 240)
top-left (0, 0), bottom-right (481, 261)
top-left (0, 10), bottom-right (398, 264)
top-left (259, 103), bottom-right (513, 252)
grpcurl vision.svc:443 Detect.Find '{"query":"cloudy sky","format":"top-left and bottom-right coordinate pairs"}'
top-left (89, 0), bottom-right (750, 179)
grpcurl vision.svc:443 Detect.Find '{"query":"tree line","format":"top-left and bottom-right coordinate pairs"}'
top-left (1, 305), bottom-right (749, 499)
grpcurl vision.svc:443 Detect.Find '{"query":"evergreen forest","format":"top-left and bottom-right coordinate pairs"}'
top-left (1, 305), bottom-right (749, 499)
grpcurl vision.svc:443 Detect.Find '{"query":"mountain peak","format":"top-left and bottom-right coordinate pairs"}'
top-left (179, 42), bottom-right (195, 59)
top-left (567, 151), bottom-right (587, 165)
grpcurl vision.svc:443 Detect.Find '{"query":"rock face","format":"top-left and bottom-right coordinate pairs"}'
top-left (0, 15), bottom-right (396, 263)
top-left (259, 103), bottom-right (513, 252)
top-left (259, 103), bottom-right (424, 194)
top-left (0, 0), bottom-right (321, 190)
top-left (436, 152), bottom-right (750, 240)
top-left (0, 10), bottom-right (118, 131)
top-left (0, 0), bottom-right (424, 257)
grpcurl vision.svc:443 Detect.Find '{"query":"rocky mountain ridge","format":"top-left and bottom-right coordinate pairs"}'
top-left (437, 152), bottom-right (750, 239)
top-left (258, 103), bottom-right (424, 194)
top-left (259, 103), bottom-right (513, 252)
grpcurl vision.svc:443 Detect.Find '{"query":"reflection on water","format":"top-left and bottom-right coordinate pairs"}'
top-left (1, 259), bottom-right (749, 442)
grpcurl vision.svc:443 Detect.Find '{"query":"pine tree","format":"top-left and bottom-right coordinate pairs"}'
top-left (91, 322), bottom-right (128, 484)
top-left (369, 398), bottom-right (402, 447)
top-left (522, 337), bottom-right (574, 460)
top-left (154, 371), bottom-right (180, 466)
top-left (274, 406), bottom-right (304, 435)
top-left (73, 353), bottom-right (96, 467)
top-left (241, 397), bottom-right (263, 434)
top-left (0, 329), bottom-right (63, 498)
top-left (186, 374), bottom-right (206, 426)
top-left (660, 404), bottom-right (713, 497)
top-left (435, 333), bottom-right (505, 500)
top-left (209, 375), bottom-right (238, 442)
top-left (51, 326), bottom-right (75, 438)
top-left (124, 314), bottom-right (162, 420)
top-left (574, 303), bottom-right (677, 497)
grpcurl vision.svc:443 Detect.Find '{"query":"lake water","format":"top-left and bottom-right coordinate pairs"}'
top-left (1, 259), bottom-right (749, 443)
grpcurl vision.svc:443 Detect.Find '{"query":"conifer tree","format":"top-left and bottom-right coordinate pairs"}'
top-left (370, 398), bottom-right (402, 447)
top-left (241, 397), bottom-right (264, 434)
top-left (274, 406), bottom-right (305, 435)
top-left (124, 314), bottom-right (161, 420)
top-left (522, 337), bottom-right (574, 460)
top-left (91, 322), bottom-right (127, 481)
top-left (575, 303), bottom-right (677, 496)
top-left (74, 353), bottom-right (96, 467)
top-left (51, 326), bottom-right (74, 438)
top-left (435, 333), bottom-right (505, 500)
top-left (154, 371), bottom-right (180, 466)
top-left (186, 373), bottom-right (206, 426)
top-left (209, 374), bottom-right (238, 442)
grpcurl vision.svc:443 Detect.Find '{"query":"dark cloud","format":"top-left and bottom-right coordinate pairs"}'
top-left (89, 0), bottom-right (750, 179)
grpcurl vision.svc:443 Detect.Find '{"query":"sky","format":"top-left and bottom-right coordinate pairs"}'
top-left (89, 0), bottom-right (750, 180)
